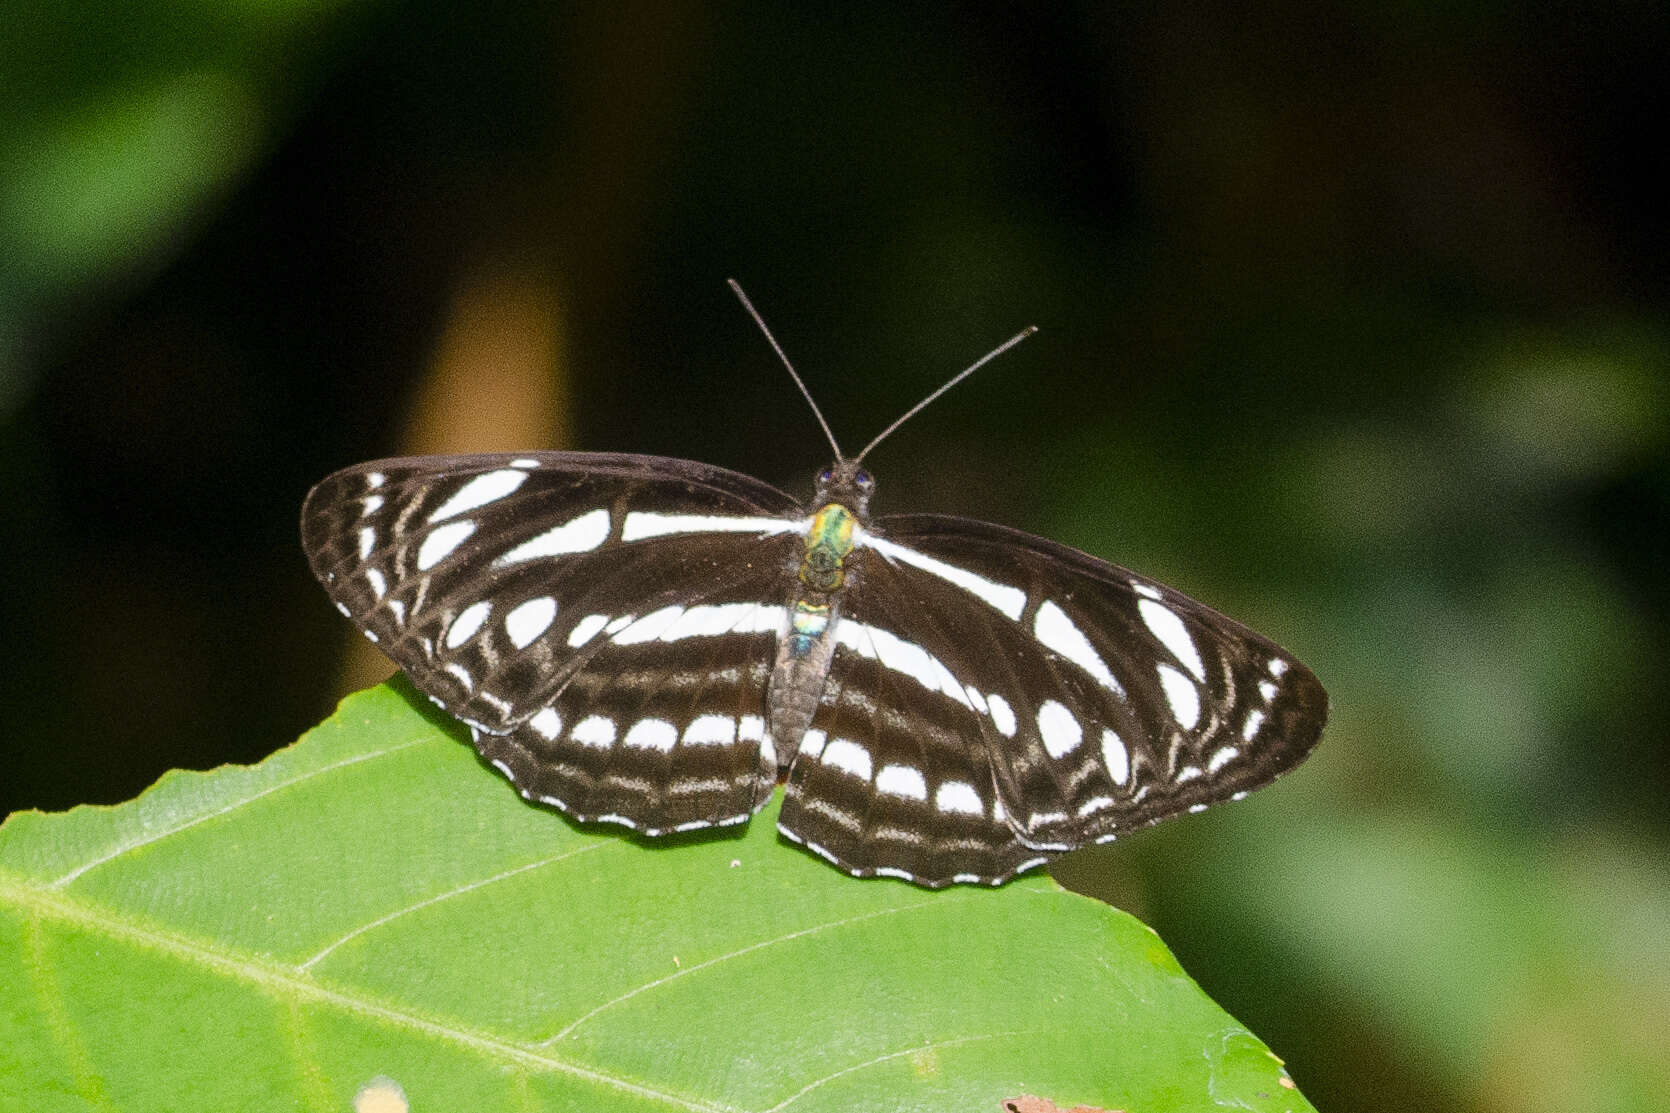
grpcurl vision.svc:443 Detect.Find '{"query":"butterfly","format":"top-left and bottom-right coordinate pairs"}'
top-left (301, 282), bottom-right (1327, 886)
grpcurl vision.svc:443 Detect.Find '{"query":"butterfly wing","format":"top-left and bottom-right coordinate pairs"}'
top-left (779, 608), bottom-right (1054, 884)
top-left (778, 513), bottom-right (1327, 885)
top-left (302, 452), bottom-right (806, 832)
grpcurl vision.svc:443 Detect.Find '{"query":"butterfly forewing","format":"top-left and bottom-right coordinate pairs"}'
top-left (302, 452), bottom-right (808, 831)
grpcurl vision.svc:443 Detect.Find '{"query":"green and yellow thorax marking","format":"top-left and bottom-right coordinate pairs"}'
top-left (799, 503), bottom-right (857, 594)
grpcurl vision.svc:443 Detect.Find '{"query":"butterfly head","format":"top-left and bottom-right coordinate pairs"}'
top-left (814, 460), bottom-right (876, 516)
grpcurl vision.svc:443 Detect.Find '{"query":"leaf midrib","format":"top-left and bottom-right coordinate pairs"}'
top-left (0, 871), bottom-right (732, 1113)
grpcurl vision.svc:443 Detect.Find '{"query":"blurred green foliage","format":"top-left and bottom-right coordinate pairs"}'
top-left (0, 0), bottom-right (369, 408)
top-left (1, 4), bottom-right (1666, 1111)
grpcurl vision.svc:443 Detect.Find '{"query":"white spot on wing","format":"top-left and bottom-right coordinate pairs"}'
top-left (571, 715), bottom-right (616, 748)
top-left (417, 520), bottom-right (475, 570)
top-left (799, 729), bottom-right (827, 759)
top-left (740, 715), bottom-right (775, 767)
top-left (1101, 728), bottom-right (1130, 785)
top-left (444, 661), bottom-right (473, 690)
top-left (661, 602), bottom-right (783, 641)
top-left (1034, 600), bottom-right (1126, 698)
top-left (1076, 795), bottom-right (1115, 817)
top-left (834, 619), bottom-right (972, 709)
top-left (530, 708), bottom-right (562, 739)
top-left (875, 764), bottom-right (927, 800)
top-left (1208, 745), bottom-right (1239, 773)
top-left (621, 512), bottom-right (803, 541)
top-left (624, 719), bottom-right (678, 752)
top-left (1176, 765), bottom-right (1202, 783)
top-left (1258, 679), bottom-right (1278, 702)
top-left (795, 836), bottom-right (838, 865)
top-left (496, 508), bottom-right (610, 564)
top-left (365, 567), bottom-right (386, 599)
top-left (935, 780), bottom-right (983, 816)
top-left (821, 738), bottom-right (872, 781)
top-left (612, 605), bottom-right (685, 645)
top-left (509, 457), bottom-right (539, 468)
top-left (504, 596), bottom-right (557, 648)
top-left (857, 532), bottom-right (1026, 619)
top-left (662, 604), bottom-right (741, 640)
top-left (1268, 658), bottom-right (1290, 678)
top-left (1036, 699), bottom-right (1083, 758)
top-left (1156, 664), bottom-right (1202, 729)
top-left (568, 613), bottom-right (610, 647)
top-left (682, 715), bottom-right (736, 747)
top-left (445, 600), bottom-right (492, 648)
top-left (358, 526), bottom-right (376, 560)
top-left (361, 494), bottom-right (384, 516)
top-left (1138, 599), bottom-right (1205, 681)
top-left (365, 471), bottom-right (386, 489)
top-left (987, 694), bottom-right (1017, 737)
top-left (428, 468), bottom-right (529, 523)
top-left (1242, 708), bottom-right (1266, 742)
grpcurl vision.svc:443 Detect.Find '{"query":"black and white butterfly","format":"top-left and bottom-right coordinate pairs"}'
top-left (302, 283), bottom-right (1326, 887)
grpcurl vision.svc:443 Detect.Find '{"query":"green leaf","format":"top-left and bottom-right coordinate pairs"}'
top-left (1, 679), bottom-right (1309, 1112)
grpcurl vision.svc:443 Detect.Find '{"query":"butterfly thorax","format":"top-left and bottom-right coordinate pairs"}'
top-left (799, 503), bottom-right (856, 592)
top-left (765, 465), bottom-right (873, 771)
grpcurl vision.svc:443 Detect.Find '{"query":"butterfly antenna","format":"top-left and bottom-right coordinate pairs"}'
top-left (853, 324), bottom-right (1038, 464)
top-left (728, 279), bottom-right (846, 461)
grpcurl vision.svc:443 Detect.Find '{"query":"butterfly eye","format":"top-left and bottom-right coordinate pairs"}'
top-left (818, 467), bottom-right (834, 484)
top-left (855, 469), bottom-right (874, 491)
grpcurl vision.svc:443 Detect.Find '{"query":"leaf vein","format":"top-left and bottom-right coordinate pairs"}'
top-left (1, 874), bottom-right (728, 1113)
top-left (758, 1030), bottom-right (1032, 1113)
top-left (541, 896), bottom-right (973, 1046)
top-left (298, 841), bottom-right (610, 971)
top-left (48, 736), bottom-right (431, 888)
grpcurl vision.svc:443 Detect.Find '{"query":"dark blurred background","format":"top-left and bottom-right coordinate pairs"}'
top-left (3, 3), bottom-right (1667, 1110)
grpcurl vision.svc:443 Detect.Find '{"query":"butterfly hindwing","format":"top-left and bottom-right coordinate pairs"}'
top-left (780, 602), bottom-right (1051, 884)
top-left (464, 573), bottom-right (787, 833)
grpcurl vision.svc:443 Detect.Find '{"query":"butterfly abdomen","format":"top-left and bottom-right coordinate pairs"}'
top-left (766, 501), bottom-right (859, 770)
